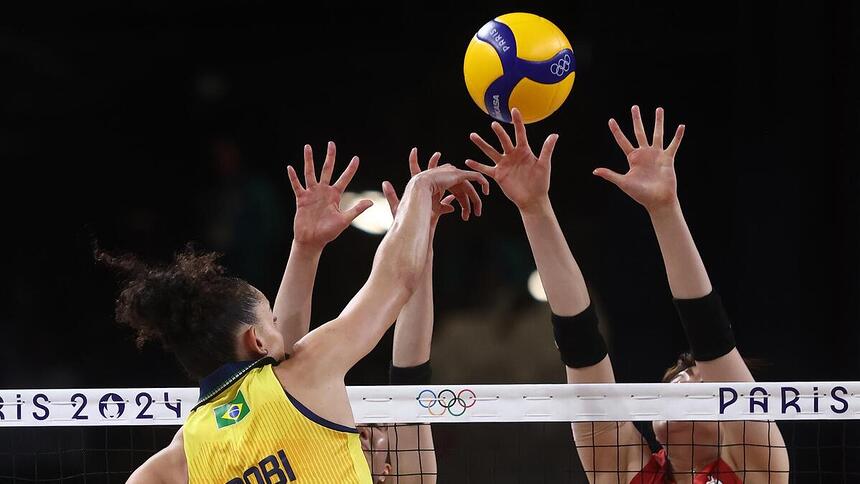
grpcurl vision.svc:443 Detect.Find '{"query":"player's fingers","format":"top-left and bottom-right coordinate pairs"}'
top-left (381, 181), bottom-right (400, 215)
top-left (511, 108), bottom-right (529, 148)
top-left (491, 121), bottom-right (515, 153)
top-left (631, 105), bottom-right (648, 147)
top-left (332, 156), bottom-right (360, 192)
top-left (320, 141), bottom-right (336, 185)
top-left (608, 118), bottom-right (635, 156)
top-left (592, 167), bottom-right (627, 188)
top-left (666, 124), bottom-right (686, 158)
top-left (303, 144), bottom-right (318, 186)
top-left (454, 188), bottom-right (472, 221)
top-left (428, 151), bottom-right (442, 170)
top-left (343, 199), bottom-right (373, 221)
top-left (464, 159), bottom-right (497, 179)
top-left (463, 181), bottom-right (483, 217)
top-left (409, 147), bottom-right (421, 176)
top-left (653, 107), bottom-right (665, 149)
top-left (286, 165), bottom-right (304, 195)
top-left (439, 194), bottom-right (457, 215)
top-left (538, 134), bottom-right (560, 165)
top-left (469, 132), bottom-right (502, 164)
top-left (462, 170), bottom-right (490, 195)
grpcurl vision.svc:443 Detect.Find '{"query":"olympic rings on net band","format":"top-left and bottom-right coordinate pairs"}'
top-left (417, 389), bottom-right (477, 416)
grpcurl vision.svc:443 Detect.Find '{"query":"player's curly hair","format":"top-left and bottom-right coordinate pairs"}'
top-left (96, 245), bottom-right (260, 379)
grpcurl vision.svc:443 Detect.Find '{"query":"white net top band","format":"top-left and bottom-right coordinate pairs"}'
top-left (0, 381), bottom-right (856, 427)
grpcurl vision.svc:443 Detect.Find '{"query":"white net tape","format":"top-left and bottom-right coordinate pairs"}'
top-left (1, 382), bottom-right (857, 427)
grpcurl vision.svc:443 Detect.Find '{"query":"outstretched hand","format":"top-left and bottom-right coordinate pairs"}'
top-left (410, 163), bottom-right (489, 220)
top-left (466, 107), bottom-right (559, 212)
top-left (593, 106), bottom-right (685, 213)
top-left (287, 142), bottom-right (373, 249)
top-left (381, 148), bottom-right (456, 226)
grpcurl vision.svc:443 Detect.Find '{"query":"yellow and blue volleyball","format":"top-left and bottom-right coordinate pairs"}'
top-left (464, 12), bottom-right (575, 124)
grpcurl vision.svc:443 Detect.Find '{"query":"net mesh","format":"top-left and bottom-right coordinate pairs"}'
top-left (1, 383), bottom-right (858, 483)
top-left (0, 427), bottom-right (174, 483)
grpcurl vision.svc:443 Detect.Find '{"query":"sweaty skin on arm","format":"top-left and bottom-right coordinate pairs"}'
top-left (468, 109), bottom-right (648, 482)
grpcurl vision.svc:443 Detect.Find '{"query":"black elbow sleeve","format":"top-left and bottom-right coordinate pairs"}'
top-left (552, 305), bottom-right (608, 369)
top-left (673, 291), bottom-right (736, 361)
top-left (389, 360), bottom-right (432, 385)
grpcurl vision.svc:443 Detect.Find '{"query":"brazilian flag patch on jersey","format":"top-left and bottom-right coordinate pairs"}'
top-left (214, 391), bottom-right (251, 429)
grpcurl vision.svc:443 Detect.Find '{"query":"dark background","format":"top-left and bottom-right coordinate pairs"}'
top-left (1, 1), bottom-right (858, 481)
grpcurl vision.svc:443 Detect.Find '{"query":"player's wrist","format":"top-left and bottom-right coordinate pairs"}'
top-left (646, 199), bottom-right (682, 223)
top-left (517, 195), bottom-right (552, 217)
top-left (405, 174), bottom-right (436, 198)
top-left (291, 239), bottom-right (326, 256)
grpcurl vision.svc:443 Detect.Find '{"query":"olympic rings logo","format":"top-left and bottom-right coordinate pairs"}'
top-left (417, 389), bottom-right (477, 416)
top-left (550, 54), bottom-right (572, 77)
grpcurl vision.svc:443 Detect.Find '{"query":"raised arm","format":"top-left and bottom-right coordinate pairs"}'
top-left (467, 108), bottom-right (611, 384)
top-left (385, 250), bottom-right (438, 484)
top-left (385, 150), bottom-right (456, 370)
top-left (299, 165), bottom-right (486, 375)
top-left (595, 106), bottom-right (789, 483)
top-left (594, 106), bottom-right (752, 383)
top-left (278, 164), bottom-right (488, 427)
top-left (275, 142), bottom-right (372, 355)
top-left (468, 110), bottom-right (648, 482)
top-left (382, 149), bottom-right (454, 484)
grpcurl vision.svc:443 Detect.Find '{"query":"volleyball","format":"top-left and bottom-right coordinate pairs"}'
top-left (464, 12), bottom-right (576, 124)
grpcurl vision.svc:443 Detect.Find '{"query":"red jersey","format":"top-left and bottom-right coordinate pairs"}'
top-left (631, 449), bottom-right (741, 484)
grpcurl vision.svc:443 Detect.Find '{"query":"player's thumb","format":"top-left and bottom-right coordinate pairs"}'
top-left (592, 167), bottom-right (625, 188)
top-left (345, 199), bottom-right (374, 220)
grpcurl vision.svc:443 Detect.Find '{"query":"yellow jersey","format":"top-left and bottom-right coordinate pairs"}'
top-left (183, 357), bottom-right (371, 483)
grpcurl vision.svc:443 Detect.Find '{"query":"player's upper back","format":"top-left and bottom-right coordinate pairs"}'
top-left (181, 356), bottom-right (370, 484)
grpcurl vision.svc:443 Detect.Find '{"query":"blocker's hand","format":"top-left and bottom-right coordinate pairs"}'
top-left (466, 108), bottom-right (559, 213)
top-left (593, 106), bottom-right (686, 213)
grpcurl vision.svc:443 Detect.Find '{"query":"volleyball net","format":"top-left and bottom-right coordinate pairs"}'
top-left (1, 382), bottom-right (858, 482)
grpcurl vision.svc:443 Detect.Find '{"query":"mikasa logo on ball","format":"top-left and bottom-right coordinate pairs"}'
top-left (492, 95), bottom-right (502, 118)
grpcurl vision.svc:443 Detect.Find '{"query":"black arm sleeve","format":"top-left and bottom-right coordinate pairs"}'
top-left (673, 291), bottom-right (736, 361)
top-left (389, 360), bottom-right (432, 385)
top-left (552, 305), bottom-right (608, 369)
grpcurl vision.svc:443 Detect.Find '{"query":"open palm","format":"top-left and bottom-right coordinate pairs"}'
top-left (466, 108), bottom-right (558, 211)
top-left (594, 106), bottom-right (685, 212)
top-left (287, 142), bottom-right (372, 248)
